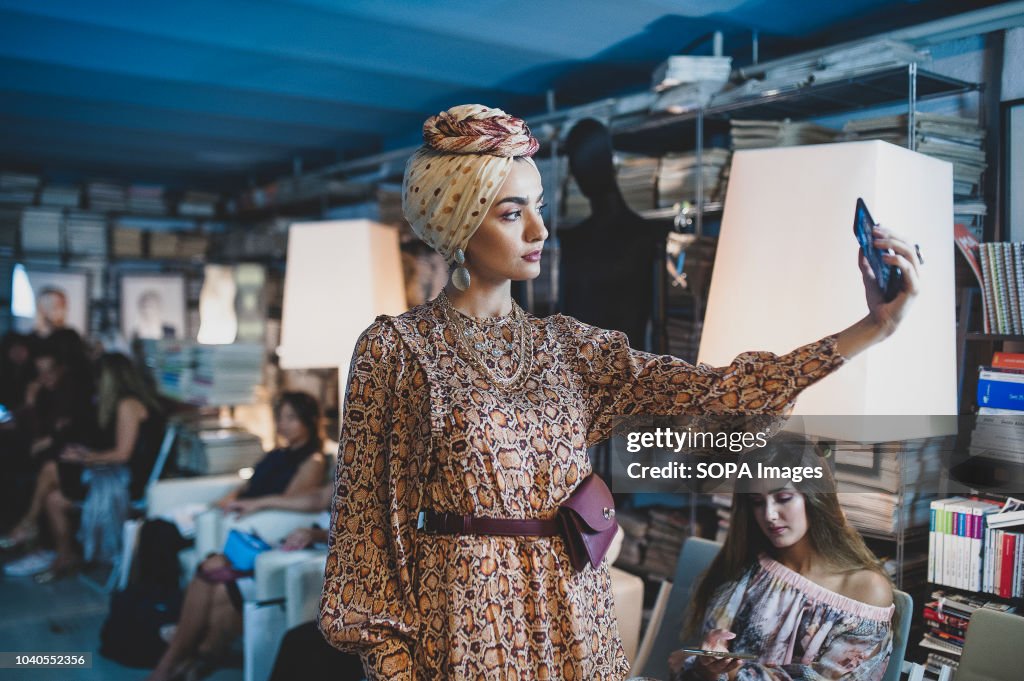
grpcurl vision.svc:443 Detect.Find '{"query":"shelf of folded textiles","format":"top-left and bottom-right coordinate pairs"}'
top-left (965, 333), bottom-right (1024, 341)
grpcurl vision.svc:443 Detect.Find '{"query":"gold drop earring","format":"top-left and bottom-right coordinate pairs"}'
top-left (451, 248), bottom-right (471, 291)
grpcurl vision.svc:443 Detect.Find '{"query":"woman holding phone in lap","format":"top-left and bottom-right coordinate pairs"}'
top-left (670, 435), bottom-right (896, 681)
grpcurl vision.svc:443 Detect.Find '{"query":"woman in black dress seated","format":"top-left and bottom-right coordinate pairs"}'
top-left (144, 391), bottom-right (327, 681)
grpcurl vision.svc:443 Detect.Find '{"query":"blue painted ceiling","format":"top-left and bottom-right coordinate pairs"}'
top-left (0, 0), bottom-right (1002, 191)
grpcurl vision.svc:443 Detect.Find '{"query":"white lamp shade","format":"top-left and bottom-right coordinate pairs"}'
top-left (278, 220), bottom-right (406, 384)
top-left (698, 141), bottom-right (957, 441)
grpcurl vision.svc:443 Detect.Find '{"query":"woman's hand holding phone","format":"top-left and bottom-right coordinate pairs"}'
top-left (859, 223), bottom-right (921, 338)
top-left (694, 629), bottom-right (744, 680)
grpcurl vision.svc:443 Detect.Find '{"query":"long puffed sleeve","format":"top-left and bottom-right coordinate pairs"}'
top-left (730, 624), bottom-right (893, 681)
top-left (555, 316), bottom-right (846, 446)
top-left (319, 318), bottom-right (427, 681)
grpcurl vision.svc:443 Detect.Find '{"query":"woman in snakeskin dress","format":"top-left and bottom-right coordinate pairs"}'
top-left (318, 105), bottom-right (922, 680)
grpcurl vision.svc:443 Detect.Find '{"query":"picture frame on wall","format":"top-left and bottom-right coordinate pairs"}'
top-left (13, 265), bottom-right (91, 336)
top-left (120, 272), bottom-right (186, 341)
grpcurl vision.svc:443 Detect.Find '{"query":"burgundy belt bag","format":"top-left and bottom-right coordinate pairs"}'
top-left (557, 474), bottom-right (618, 573)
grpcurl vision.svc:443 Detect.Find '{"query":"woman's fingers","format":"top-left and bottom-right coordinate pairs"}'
top-left (882, 252), bottom-right (920, 296)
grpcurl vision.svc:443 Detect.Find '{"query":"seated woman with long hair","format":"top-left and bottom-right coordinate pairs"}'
top-left (144, 391), bottom-right (328, 681)
top-left (670, 435), bottom-right (894, 681)
top-left (3, 353), bottom-right (162, 578)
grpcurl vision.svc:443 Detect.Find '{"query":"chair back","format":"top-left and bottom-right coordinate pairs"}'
top-left (954, 607), bottom-right (1024, 681)
top-left (637, 537), bottom-right (721, 679)
top-left (882, 589), bottom-right (912, 681)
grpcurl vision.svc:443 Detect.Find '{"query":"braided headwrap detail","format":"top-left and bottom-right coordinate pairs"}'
top-left (402, 104), bottom-right (539, 264)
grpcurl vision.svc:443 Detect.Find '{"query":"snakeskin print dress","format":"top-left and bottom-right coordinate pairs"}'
top-left (319, 297), bottom-right (847, 681)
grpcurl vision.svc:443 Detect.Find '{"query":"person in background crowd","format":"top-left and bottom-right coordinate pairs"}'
top-left (2, 353), bottom-right (163, 579)
top-left (145, 446), bottom-right (331, 681)
top-left (33, 287), bottom-right (69, 338)
top-left (669, 435), bottom-right (894, 681)
top-left (0, 332), bottom-right (36, 412)
top-left (209, 391), bottom-right (327, 511)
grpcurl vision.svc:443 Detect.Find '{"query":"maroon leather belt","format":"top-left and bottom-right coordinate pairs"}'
top-left (418, 509), bottom-right (561, 537)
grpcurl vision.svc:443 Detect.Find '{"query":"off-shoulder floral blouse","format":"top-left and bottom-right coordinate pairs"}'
top-left (676, 555), bottom-right (895, 681)
top-left (319, 297), bottom-right (847, 681)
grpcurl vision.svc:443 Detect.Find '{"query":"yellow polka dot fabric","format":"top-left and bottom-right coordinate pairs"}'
top-left (402, 104), bottom-right (539, 264)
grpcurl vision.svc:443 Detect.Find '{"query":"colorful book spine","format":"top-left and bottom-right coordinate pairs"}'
top-left (1016, 244), bottom-right (1024, 332)
top-left (1003, 244), bottom-right (1022, 335)
top-left (993, 352), bottom-right (1024, 370)
top-left (979, 243), bottom-right (995, 334)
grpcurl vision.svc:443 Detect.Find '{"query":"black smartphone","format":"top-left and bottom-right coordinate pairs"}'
top-left (853, 197), bottom-right (902, 302)
top-left (676, 647), bottom-right (759, 661)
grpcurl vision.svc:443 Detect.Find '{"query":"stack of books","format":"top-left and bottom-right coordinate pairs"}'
top-left (919, 589), bottom-right (1017, 663)
top-left (612, 506), bottom-right (696, 580)
top-left (20, 208), bottom-right (63, 252)
top-left (929, 496), bottom-right (1003, 590)
top-left (112, 227), bottom-right (144, 258)
top-left (657, 149), bottom-right (731, 206)
top-left (975, 243), bottom-right (1024, 335)
top-left (730, 119), bottom-right (841, 150)
top-left (142, 340), bottom-right (263, 406)
top-left (981, 498), bottom-right (1024, 598)
top-left (652, 55), bottom-right (732, 92)
top-left (127, 184), bottom-right (168, 215)
top-left (976, 353), bottom-right (1024, 416)
top-left (86, 182), bottom-right (128, 212)
top-left (835, 439), bottom-right (943, 536)
top-left (177, 427), bottom-right (265, 476)
top-left (844, 113), bottom-right (987, 239)
top-left (39, 184), bottom-right (81, 208)
top-left (66, 212), bottom-right (107, 257)
top-left (0, 172), bottom-right (40, 204)
top-left (178, 191), bottom-right (219, 217)
top-left (616, 154), bottom-right (660, 212)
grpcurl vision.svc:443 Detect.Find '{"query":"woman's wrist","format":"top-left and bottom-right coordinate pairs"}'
top-left (836, 315), bottom-right (893, 360)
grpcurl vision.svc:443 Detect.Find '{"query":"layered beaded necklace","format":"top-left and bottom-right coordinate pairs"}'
top-left (438, 289), bottom-right (534, 391)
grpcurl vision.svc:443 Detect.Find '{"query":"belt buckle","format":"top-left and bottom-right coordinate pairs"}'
top-left (417, 510), bottom-right (429, 533)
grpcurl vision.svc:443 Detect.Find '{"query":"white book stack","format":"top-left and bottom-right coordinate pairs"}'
top-left (66, 211), bottom-right (108, 256)
top-left (0, 172), bottom-right (40, 204)
top-left (190, 343), bottom-right (264, 406)
top-left (652, 55), bottom-right (732, 92)
top-left (87, 182), bottom-right (128, 212)
top-left (178, 428), bottom-right (265, 476)
top-left (178, 191), bottom-right (219, 217)
top-left (128, 184), bottom-right (167, 215)
top-left (20, 207), bottom-right (63, 252)
top-left (39, 184), bottom-right (81, 208)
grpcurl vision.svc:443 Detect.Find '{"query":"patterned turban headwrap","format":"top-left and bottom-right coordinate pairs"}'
top-left (402, 104), bottom-right (540, 264)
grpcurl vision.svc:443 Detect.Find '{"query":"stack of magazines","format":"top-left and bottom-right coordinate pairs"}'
top-left (844, 113), bottom-right (987, 239)
top-left (657, 149), bottom-right (731, 206)
top-left (731, 119), bottom-right (840, 150)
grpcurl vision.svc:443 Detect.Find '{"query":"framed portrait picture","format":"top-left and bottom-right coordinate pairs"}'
top-left (12, 265), bottom-right (91, 336)
top-left (120, 273), bottom-right (186, 341)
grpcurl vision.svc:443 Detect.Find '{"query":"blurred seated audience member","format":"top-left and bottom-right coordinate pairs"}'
top-left (0, 335), bottom-right (96, 530)
top-left (2, 353), bottom-right (163, 579)
top-left (0, 332), bottom-right (36, 412)
top-left (209, 391), bottom-right (328, 512)
top-left (146, 483), bottom-right (334, 681)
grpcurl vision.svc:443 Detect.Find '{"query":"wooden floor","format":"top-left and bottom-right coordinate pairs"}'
top-left (0, 565), bottom-right (242, 681)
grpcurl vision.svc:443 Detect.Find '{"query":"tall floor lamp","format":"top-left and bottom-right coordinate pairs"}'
top-left (698, 141), bottom-right (957, 442)
top-left (277, 219), bottom-right (407, 416)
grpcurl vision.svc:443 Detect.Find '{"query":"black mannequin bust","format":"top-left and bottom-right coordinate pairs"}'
top-left (558, 118), bottom-right (670, 349)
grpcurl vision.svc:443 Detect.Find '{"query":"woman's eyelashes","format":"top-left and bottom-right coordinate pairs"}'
top-left (501, 202), bottom-right (547, 222)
